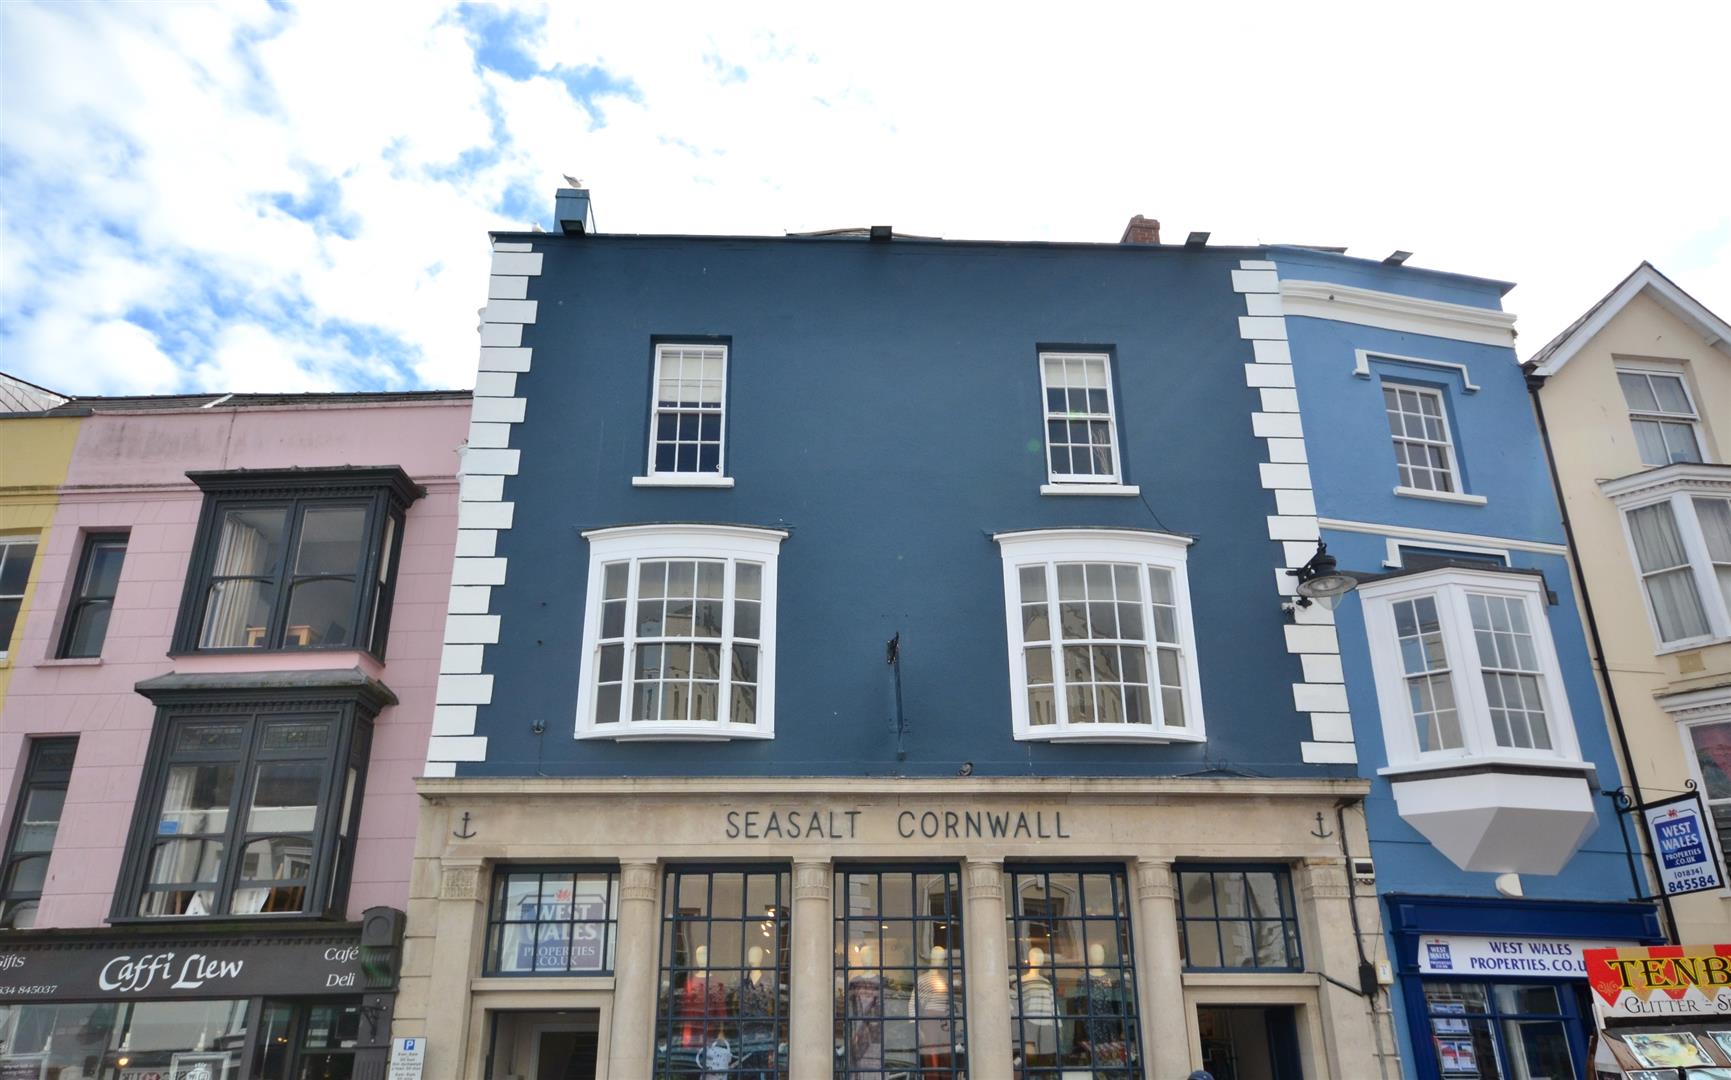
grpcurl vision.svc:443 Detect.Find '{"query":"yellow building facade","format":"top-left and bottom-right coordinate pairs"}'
top-left (0, 411), bottom-right (82, 707)
top-left (1529, 263), bottom-right (1731, 943)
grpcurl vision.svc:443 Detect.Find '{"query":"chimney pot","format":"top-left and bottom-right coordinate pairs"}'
top-left (1120, 215), bottom-right (1161, 245)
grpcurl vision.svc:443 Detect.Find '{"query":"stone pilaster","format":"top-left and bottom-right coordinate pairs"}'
top-left (790, 860), bottom-right (835, 1079)
top-left (1133, 858), bottom-right (1190, 1076)
top-left (962, 859), bottom-right (1013, 1078)
top-left (424, 858), bottom-right (486, 1079)
top-left (606, 862), bottom-right (661, 1080)
top-left (1296, 856), bottom-right (1381, 1079)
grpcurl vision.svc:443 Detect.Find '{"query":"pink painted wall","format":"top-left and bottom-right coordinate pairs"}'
top-left (0, 399), bottom-right (467, 927)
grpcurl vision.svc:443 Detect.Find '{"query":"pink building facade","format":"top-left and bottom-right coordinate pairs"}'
top-left (0, 391), bottom-right (468, 1078)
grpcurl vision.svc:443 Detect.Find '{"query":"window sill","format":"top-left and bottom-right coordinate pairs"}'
top-left (632, 474), bottom-right (735, 488)
top-left (1377, 755), bottom-right (1594, 781)
top-left (1015, 726), bottom-right (1203, 744)
top-left (1040, 483), bottom-right (1141, 497)
top-left (471, 974), bottom-right (616, 993)
top-left (1393, 485), bottom-right (1487, 506)
top-left (36, 656), bottom-right (104, 668)
top-left (576, 723), bottom-right (773, 742)
top-left (1654, 634), bottom-right (1731, 656)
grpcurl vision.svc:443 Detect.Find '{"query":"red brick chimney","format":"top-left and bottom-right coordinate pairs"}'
top-left (1119, 215), bottom-right (1161, 245)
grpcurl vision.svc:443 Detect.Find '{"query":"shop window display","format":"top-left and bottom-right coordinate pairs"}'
top-left (486, 866), bottom-right (620, 975)
top-left (834, 867), bottom-right (967, 1078)
top-left (1421, 982), bottom-right (1578, 1078)
top-left (654, 867), bottom-right (791, 1078)
top-left (1006, 867), bottom-right (1140, 1078)
top-left (0, 999), bottom-right (247, 1078)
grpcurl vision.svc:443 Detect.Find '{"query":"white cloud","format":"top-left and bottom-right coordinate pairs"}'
top-left (2, 0), bottom-right (1727, 398)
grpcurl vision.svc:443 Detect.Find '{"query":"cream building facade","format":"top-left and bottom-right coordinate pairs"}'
top-left (1528, 262), bottom-right (1731, 943)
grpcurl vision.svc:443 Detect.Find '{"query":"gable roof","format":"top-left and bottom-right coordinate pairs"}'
top-left (1526, 261), bottom-right (1731, 376)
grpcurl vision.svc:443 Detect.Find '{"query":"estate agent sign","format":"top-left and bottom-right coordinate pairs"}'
top-left (1417, 935), bottom-right (1618, 977)
top-left (1641, 791), bottom-right (1726, 897)
top-left (1585, 944), bottom-right (1731, 1018)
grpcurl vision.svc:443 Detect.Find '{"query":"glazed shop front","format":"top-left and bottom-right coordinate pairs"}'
top-left (398, 777), bottom-right (1391, 1079)
top-left (0, 912), bottom-right (404, 1079)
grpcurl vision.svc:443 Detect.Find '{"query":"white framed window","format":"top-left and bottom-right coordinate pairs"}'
top-left (995, 528), bottom-right (1204, 743)
top-left (0, 536), bottom-right (40, 660)
top-left (1358, 567), bottom-right (1583, 770)
top-left (1603, 466), bottom-right (1731, 649)
top-left (1684, 717), bottom-right (1731, 863)
top-left (1383, 384), bottom-right (1463, 495)
top-left (635, 343), bottom-right (733, 488)
top-left (1040, 352), bottom-right (1124, 487)
top-left (574, 524), bottom-right (783, 740)
top-left (1616, 367), bottom-right (1704, 468)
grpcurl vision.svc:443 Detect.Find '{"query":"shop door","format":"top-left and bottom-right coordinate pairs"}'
top-left (1197, 1005), bottom-right (1303, 1080)
top-left (530, 1025), bottom-right (598, 1080)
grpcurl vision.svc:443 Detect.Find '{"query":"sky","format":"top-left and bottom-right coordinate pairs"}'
top-left (1, 1), bottom-right (1727, 397)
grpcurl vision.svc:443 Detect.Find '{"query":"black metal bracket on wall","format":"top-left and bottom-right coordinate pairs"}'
top-left (1604, 783), bottom-right (1693, 938)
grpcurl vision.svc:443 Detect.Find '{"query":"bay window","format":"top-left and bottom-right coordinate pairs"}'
top-left (1602, 464), bottom-right (1731, 649)
top-left (575, 524), bottom-right (784, 739)
top-left (1358, 566), bottom-right (1582, 769)
top-left (995, 529), bottom-right (1204, 742)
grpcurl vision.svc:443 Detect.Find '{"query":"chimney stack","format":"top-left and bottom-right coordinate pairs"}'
top-left (1119, 215), bottom-right (1161, 245)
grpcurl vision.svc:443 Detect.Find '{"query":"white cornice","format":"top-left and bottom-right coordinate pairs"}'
top-left (1597, 461), bottom-right (1731, 506)
top-left (1654, 682), bottom-right (1731, 721)
top-left (1279, 280), bottom-right (1518, 347)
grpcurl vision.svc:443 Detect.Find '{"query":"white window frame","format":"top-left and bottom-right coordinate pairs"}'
top-left (994, 528), bottom-right (1204, 743)
top-left (1601, 464), bottom-right (1731, 652)
top-left (1381, 382), bottom-right (1480, 504)
top-left (574, 524), bottom-right (784, 741)
top-left (1358, 567), bottom-right (1584, 772)
top-left (633, 342), bottom-right (734, 488)
top-left (0, 535), bottom-right (40, 662)
top-left (1615, 364), bottom-right (1706, 468)
top-left (1038, 352), bottom-right (1128, 491)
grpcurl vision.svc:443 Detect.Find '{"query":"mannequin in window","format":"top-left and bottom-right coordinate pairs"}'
top-left (910, 944), bottom-right (954, 1076)
top-left (1082, 942), bottom-right (1128, 1066)
top-left (1018, 945), bottom-right (1058, 1066)
top-left (736, 944), bottom-right (778, 1080)
top-left (675, 944), bottom-right (728, 1050)
top-left (845, 942), bottom-right (885, 1078)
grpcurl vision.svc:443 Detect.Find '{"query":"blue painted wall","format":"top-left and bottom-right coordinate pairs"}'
top-left (464, 235), bottom-right (1341, 779)
top-left (1280, 251), bottom-right (1643, 1079)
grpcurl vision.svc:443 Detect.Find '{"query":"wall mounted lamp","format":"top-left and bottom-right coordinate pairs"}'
top-left (1285, 541), bottom-right (1359, 611)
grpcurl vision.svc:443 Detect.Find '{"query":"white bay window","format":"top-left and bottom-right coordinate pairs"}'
top-left (1360, 567), bottom-right (1582, 769)
top-left (575, 524), bottom-right (784, 740)
top-left (1602, 464), bottom-right (1731, 650)
top-left (995, 529), bottom-right (1203, 742)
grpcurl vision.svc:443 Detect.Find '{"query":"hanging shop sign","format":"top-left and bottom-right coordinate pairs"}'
top-left (1585, 944), bottom-right (1731, 1018)
top-left (1417, 935), bottom-right (1621, 977)
top-left (0, 930), bottom-right (367, 1002)
top-left (1641, 791), bottom-right (1727, 897)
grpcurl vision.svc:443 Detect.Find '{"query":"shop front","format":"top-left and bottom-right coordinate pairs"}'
top-left (1584, 942), bottom-right (1731, 1076)
top-left (398, 777), bottom-right (1393, 1079)
top-left (0, 909), bottom-right (404, 1079)
top-left (1384, 894), bottom-right (1663, 1080)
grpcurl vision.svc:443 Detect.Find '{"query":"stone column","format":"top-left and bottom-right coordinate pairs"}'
top-left (606, 862), bottom-right (661, 1080)
top-left (424, 858), bottom-right (487, 1079)
top-left (789, 860), bottom-right (835, 1080)
top-left (962, 859), bottom-right (1013, 1078)
top-left (1134, 858), bottom-right (1191, 1077)
top-left (1296, 856), bottom-right (1381, 1080)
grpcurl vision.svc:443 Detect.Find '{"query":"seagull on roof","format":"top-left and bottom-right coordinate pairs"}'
top-left (562, 174), bottom-right (583, 188)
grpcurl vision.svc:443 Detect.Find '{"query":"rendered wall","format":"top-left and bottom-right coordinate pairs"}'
top-left (0, 402), bottom-right (466, 927)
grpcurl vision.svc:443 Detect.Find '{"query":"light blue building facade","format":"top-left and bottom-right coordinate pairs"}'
top-left (1271, 247), bottom-right (1662, 1079)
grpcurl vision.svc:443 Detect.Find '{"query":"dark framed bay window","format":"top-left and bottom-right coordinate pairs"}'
top-left (173, 468), bottom-right (419, 657)
top-left (113, 673), bottom-right (392, 921)
top-left (1006, 865), bottom-right (1141, 1077)
top-left (486, 865), bottom-right (620, 975)
top-left (655, 865), bottom-right (792, 1078)
top-left (1175, 863), bottom-right (1302, 971)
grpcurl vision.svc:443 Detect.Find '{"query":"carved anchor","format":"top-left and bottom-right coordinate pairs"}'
top-left (453, 811), bottom-right (477, 839)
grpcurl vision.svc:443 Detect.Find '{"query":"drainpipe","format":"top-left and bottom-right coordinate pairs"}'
top-left (1525, 372), bottom-right (1677, 942)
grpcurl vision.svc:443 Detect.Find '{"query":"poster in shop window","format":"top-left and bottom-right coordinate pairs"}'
top-left (0, 1055), bottom-right (47, 1080)
top-left (1641, 791), bottom-right (1726, 897)
top-left (514, 888), bottom-right (609, 972)
top-left (168, 1052), bottom-right (230, 1080)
